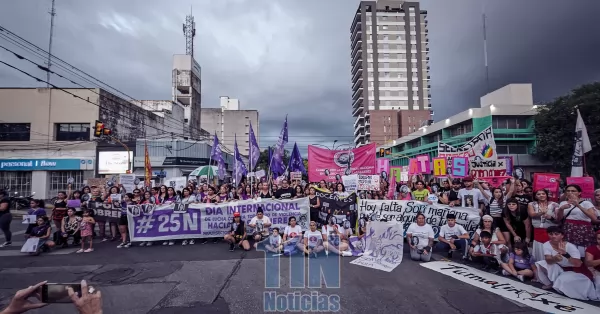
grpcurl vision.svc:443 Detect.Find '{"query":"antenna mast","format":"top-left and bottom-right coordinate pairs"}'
top-left (46, 0), bottom-right (56, 87)
top-left (182, 7), bottom-right (196, 57)
top-left (482, 3), bottom-right (490, 93)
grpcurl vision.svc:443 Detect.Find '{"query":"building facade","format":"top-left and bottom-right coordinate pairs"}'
top-left (172, 54), bottom-right (202, 139)
top-left (200, 96), bottom-right (259, 156)
top-left (350, 0), bottom-right (431, 147)
top-left (379, 84), bottom-right (552, 178)
top-left (0, 88), bottom-right (184, 199)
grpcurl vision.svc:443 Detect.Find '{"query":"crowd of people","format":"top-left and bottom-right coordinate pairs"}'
top-left (1, 174), bottom-right (600, 301)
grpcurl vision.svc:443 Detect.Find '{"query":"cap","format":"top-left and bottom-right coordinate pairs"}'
top-left (233, 212), bottom-right (241, 217)
top-left (482, 215), bottom-right (493, 222)
top-left (462, 176), bottom-right (474, 182)
top-left (452, 179), bottom-right (461, 184)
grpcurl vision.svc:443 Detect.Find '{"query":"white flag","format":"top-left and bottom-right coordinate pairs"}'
top-left (570, 109), bottom-right (592, 177)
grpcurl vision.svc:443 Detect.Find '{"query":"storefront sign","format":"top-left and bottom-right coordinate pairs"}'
top-left (98, 151), bottom-right (132, 174)
top-left (133, 156), bottom-right (209, 167)
top-left (0, 158), bottom-right (93, 171)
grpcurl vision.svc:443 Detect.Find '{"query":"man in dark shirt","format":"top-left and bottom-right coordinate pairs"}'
top-left (0, 190), bottom-right (12, 247)
top-left (446, 179), bottom-right (462, 206)
top-left (274, 179), bottom-right (296, 199)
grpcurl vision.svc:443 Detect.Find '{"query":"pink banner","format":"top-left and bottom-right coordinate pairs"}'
top-left (377, 158), bottom-right (390, 176)
top-left (408, 158), bottom-right (419, 175)
top-left (533, 173), bottom-right (560, 202)
top-left (567, 177), bottom-right (595, 201)
top-left (308, 143), bottom-right (377, 182)
top-left (388, 166), bottom-right (404, 199)
top-left (478, 176), bottom-right (512, 187)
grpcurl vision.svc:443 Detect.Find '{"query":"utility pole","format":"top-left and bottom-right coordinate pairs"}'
top-left (482, 2), bottom-right (490, 93)
top-left (47, 0), bottom-right (56, 87)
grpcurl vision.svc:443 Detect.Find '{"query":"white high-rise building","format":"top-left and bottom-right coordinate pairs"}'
top-left (350, 1), bottom-right (431, 147)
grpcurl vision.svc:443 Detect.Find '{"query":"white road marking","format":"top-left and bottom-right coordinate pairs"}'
top-left (421, 261), bottom-right (599, 314)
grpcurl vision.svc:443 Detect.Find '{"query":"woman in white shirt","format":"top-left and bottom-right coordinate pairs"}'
top-left (302, 221), bottom-right (325, 258)
top-left (179, 188), bottom-right (197, 246)
top-left (556, 184), bottom-right (597, 255)
top-left (527, 189), bottom-right (559, 262)
top-left (334, 183), bottom-right (349, 198)
top-left (282, 216), bottom-right (302, 256)
top-left (535, 226), bottom-right (597, 300)
top-left (406, 213), bottom-right (434, 262)
top-left (322, 215), bottom-right (351, 256)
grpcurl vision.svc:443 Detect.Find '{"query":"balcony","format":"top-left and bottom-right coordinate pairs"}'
top-left (364, 110), bottom-right (370, 117)
top-left (352, 96), bottom-right (363, 109)
top-left (354, 124), bottom-right (364, 136)
top-left (351, 44), bottom-right (362, 61)
top-left (351, 58), bottom-right (362, 75)
top-left (365, 118), bottom-right (370, 126)
top-left (351, 50), bottom-right (362, 66)
top-left (352, 76), bottom-right (363, 90)
top-left (352, 87), bottom-right (363, 100)
top-left (354, 132), bottom-right (365, 144)
top-left (351, 31), bottom-right (362, 48)
top-left (351, 18), bottom-right (362, 35)
top-left (354, 115), bottom-right (365, 128)
top-left (352, 104), bottom-right (364, 117)
top-left (365, 128), bottom-right (371, 136)
top-left (351, 68), bottom-right (363, 83)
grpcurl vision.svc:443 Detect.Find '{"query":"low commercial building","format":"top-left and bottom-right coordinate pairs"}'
top-left (0, 88), bottom-right (184, 199)
top-left (378, 84), bottom-right (552, 178)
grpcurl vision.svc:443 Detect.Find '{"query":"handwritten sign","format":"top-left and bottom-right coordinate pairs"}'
top-left (432, 157), bottom-right (447, 177)
top-left (350, 221), bottom-right (404, 272)
top-left (416, 155), bottom-right (431, 174)
top-left (452, 157), bottom-right (468, 177)
top-left (357, 175), bottom-right (380, 191)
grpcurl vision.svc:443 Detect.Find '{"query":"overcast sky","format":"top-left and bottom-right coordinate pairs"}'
top-left (1, 0), bottom-right (599, 155)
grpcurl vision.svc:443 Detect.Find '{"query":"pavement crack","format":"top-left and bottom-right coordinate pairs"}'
top-left (211, 251), bottom-right (246, 304)
top-left (440, 293), bottom-right (465, 314)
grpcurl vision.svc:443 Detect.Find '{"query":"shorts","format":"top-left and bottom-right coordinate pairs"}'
top-left (118, 215), bottom-right (128, 226)
top-left (233, 235), bottom-right (244, 243)
top-left (493, 216), bottom-right (508, 232)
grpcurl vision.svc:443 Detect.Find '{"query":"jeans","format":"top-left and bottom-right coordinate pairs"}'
top-left (0, 213), bottom-right (12, 242)
top-left (410, 247), bottom-right (432, 262)
top-left (436, 238), bottom-right (469, 258)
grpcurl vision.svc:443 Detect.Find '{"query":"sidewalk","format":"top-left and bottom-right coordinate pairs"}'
top-left (11, 207), bottom-right (52, 219)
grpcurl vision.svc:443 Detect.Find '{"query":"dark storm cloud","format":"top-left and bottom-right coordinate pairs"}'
top-left (1, 0), bottom-right (599, 153)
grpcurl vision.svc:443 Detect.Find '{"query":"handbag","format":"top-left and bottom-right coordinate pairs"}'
top-left (558, 201), bottom-right (583, 230)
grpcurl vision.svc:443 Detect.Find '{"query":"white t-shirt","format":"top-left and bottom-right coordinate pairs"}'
top-left (558, 200), bottom-right (595, 222)
top-left (304, 230), bottom-right (322, 248)
top-left (250, 216), bottom-right (272, 236)
top-left (269, 234), bottom-right (282, 247)
top-left (457, 188), bottom-right (484, 208)
top-left (284, 225), bottom-right (302, 240)
top-left (542, 241), bottom-right (580, 268)
top-left (474, 243), bottom-right (497, 255)
top-left (322, 224), bottom-right (345, 246)
top-left (439, 224), bottom-right (467, 241)
top-left (406, 223), bottom-right (434, 249)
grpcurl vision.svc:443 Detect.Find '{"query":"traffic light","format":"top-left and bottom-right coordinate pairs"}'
top-left (385, 148), bottom-right (391, 155)
top-left (379, 148), bottom-right (385, 158)
top-left (102, 128), bottom-right (112, 136)
top-left (94, 121), bottom-right (104, 137)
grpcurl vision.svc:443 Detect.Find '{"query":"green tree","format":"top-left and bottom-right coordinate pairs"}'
top-left (254, 148), bottom-right (290, 172)
top-left (534, 82), bottom-right (600, 181)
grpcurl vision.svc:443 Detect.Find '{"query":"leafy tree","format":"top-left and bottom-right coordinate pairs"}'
top-left (534, 82), bottom-right (600, 182)
top-left (254, 148), bottom-right (290, 172)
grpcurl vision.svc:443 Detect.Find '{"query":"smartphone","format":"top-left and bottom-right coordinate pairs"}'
top-left (41, 283), bottom-right (82, 303)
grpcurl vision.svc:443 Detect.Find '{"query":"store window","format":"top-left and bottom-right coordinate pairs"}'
top-left (496, 145), bottom-right (528, 155)
top-left (0, 171), bottom-right (32, 196)
top-left (48, 171), bottom-right (84, 196)
top-left (55, 123), bottom-right (91, 141)
top-left (0, 123), bottom-right (31, 141)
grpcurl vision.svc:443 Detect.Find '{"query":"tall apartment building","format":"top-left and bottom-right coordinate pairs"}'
top-left (350, 0), bottom-right (431, 147)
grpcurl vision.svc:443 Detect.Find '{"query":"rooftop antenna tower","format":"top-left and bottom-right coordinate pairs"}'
top-left (46, 0), bottom-right (56, 87)
top-left (182, 7), bottom-right (196, 57)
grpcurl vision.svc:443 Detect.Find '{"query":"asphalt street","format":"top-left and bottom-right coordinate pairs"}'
top-left (0, 219), bottom-right (592, 313)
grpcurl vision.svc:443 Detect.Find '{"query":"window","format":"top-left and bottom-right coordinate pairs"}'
top-left (49, 171), bottom-right (84, 196)
top-left (55, 123), bottom-right (90, 141)
top-left (0, 171), bottom-right (32, 196)
top-left (0, 123), bottom-right (31, 141)
top-left (493, 116), bottom-right (528, 129)
top-left (449, 123), bottom-right (473, 137)
top-left (496, 145), bottom-right (528, 155)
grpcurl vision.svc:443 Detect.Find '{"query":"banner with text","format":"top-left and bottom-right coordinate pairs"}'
top-left (307, 143), bottom-right (376, 182)
top-left (127, 198), bottom-right (309, 241)
top-left (357, 175), bottom-right (380, 191)
top-left (357, 199), bottom-right (480, 239)
top-left (315, 189), bottom-right (357, 231)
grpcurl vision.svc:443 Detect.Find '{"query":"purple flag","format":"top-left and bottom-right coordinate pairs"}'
top-left (233, 134), bottom-right (248, 186)
top-left (210, 133), bottom-right (226, 180)
top-left (248, 121), bottom-right (260, 171)
top-left (270, 116), bottom-right (288, 176)
top-left (288, 142), bottom-right (306, 175)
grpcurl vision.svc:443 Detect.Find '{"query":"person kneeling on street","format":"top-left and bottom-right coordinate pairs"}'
top-left (322, 215), bottom-right (352, 257)
top-left (263, 227), bottom-right (283, 254)
top-left (224, 212), bottom-right (250, 252)
top-left (437, 213), bottom-right (470, 259)
top-left (407, 213), bottom-right (434, 262)
top-left (27, 216), bottom-right (55, 256)
top-left (302, 220), bottom-right (325, 258)
top-left (249, 207), bottom-right (271, 244)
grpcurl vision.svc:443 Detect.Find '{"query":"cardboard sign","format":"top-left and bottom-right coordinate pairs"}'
top-left (416, 155), bottom-right (431, 174)
top-left (432, 157), bottom-right (447, 177)
top-left (566, 177), bottom-right (595, 201)
top-left (452, 157), bottom-right (468, 178)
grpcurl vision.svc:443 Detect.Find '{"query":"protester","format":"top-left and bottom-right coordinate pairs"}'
top-left (51, 191), bottom-right (68, 231)
top-left (0, 190), bottom-right (12, 247)
top-left (502, 198), bottom-right (531, 249)
top-left (282, 216), bottom-right (302, 255)
top-left (264, 227), bottom-right (283, 254)
top-left (406, 213), bottom-right (434, 262)
top-left (28, 216), bottom-right (54, 256)
top-left (322, 215), bottom-right (351, 256)
top-left (77, 209), bottom-right (95, 253)
top-left (101, 186), bottom-right (120, 242)
top-left (471, 231), bottom-right (499, 270)
top-left (275, 179), bottom-right (295, 199)
top-left (535, 226), bottom-right (597, 300)
top-left (506, 178), bottom-right (532, 220)
top-left (437, 213), bottom-right (470, 259)
top-left (249, 207), bottom-right (272, 243)
top-left (117, 193), bottom-right (132, 248)
top-left (584, 230), bottom-right (600, 299)
top-left (556, 184), bottom-right (597, 255)
top-left (501, 242), bottom-right (537, 282)
top-left (528, 189), bottom-right (559, 262)
top-left (58, 208), bottom-right (82, 247)
top-left (224, 212), bottom-right (249, 251)
top-left (411, 180), bottom-right (429, 202)
top-left (179, 188), bottom-right (197, 246)
top-left (24, 200), bottom-right (47, 238)
top-left (470, 215), bottom-right (507, 262)
top-left (303, 220), bottom-right (325, 258)
top-left (457, 176), bottom-right (485, 215)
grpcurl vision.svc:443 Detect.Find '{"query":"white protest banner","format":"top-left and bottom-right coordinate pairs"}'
top-left (437, 126), bottom-right (507, 177)
top-left (119, 174), bottom-right (136, 193)
top-left (20, 238), bottom-right (40, 253)
top-left (255, 169), bottom-right (266, 179)
top-left (167, 177), bottom-right (187, 190)
top-left (128, 197), bottom-right (309, 242)
top-left (357, 199), bottom-right (480, 239)
top-left (290, 172), bottom-right (302, 181)
top-left (350, 221), bottom-right (404, 272)
top-left (357, 175), bottom-right (380, 191)
top-left (422, 262), bottom-right (599, 314)
top-left (341, 175), bottom-right (358, 194)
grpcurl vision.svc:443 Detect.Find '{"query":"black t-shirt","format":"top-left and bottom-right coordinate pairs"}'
top-left (0, 198), bottom-right (11, 216)
top-left (230, 220), bottom-right (245, 236)
top-left (259, 191), bottom-right (272, 199)
top-left (275, 187), bottom-right (295, 200)
top-left (513, 194), bottom-right (532, 212)
top-left (440, 189), bottom-right (459, 203)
